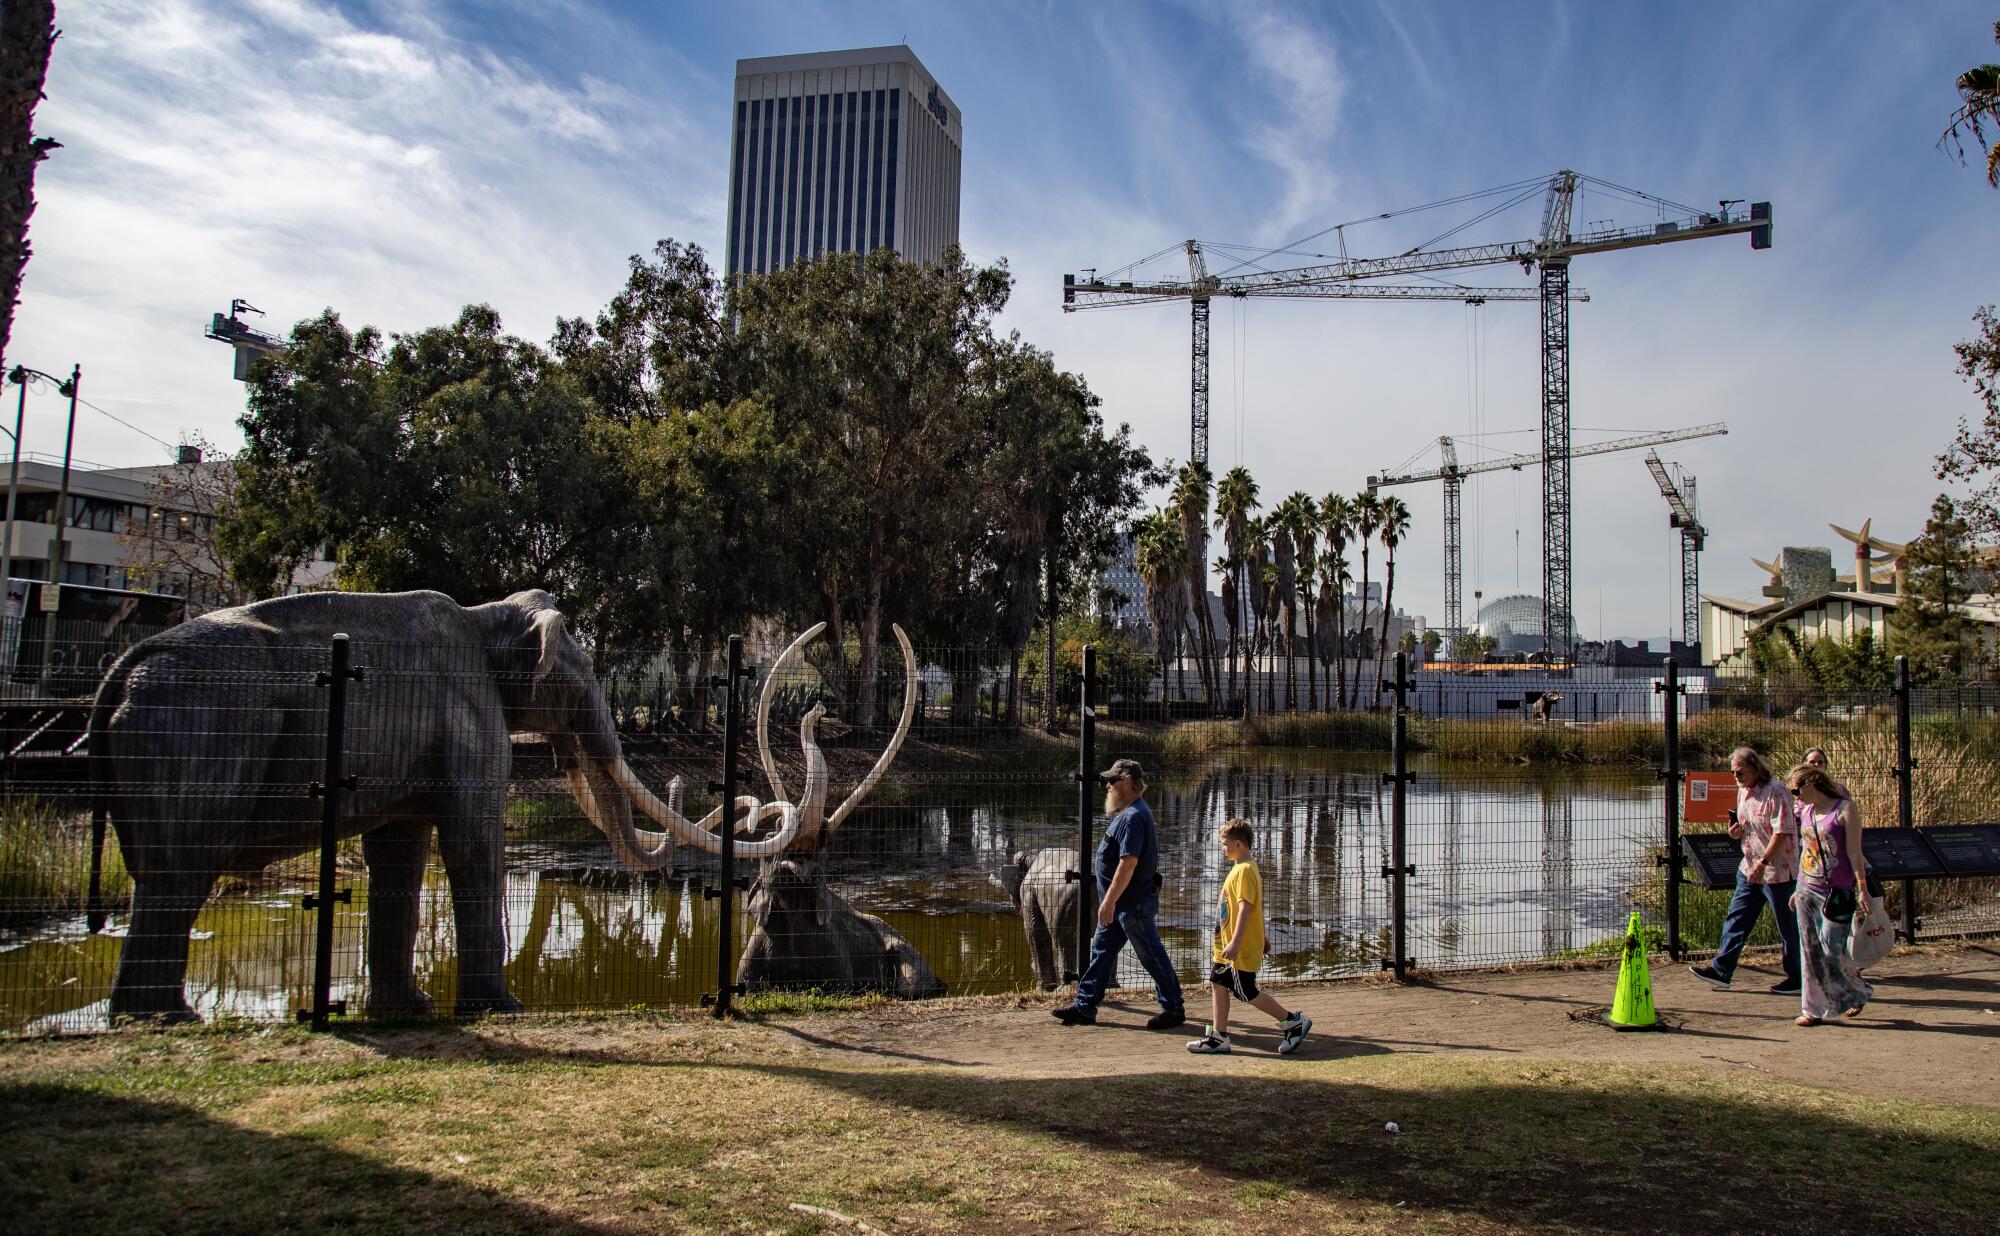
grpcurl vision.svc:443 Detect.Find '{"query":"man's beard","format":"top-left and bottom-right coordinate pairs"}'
top-left (1103, 789), bottom-right (1118, 816)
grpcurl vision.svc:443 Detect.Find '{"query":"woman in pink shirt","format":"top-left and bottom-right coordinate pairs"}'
top-left (1688, 746), bottom-right (1801, 995)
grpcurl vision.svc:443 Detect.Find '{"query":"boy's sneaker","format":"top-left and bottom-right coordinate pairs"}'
top-left (1688, 964), bottom-right (1730, 990)
top-left (1187, 1028), bottom-right (1231, 1054)
top-left (1277, 1011), bottom-right (1312, 1055)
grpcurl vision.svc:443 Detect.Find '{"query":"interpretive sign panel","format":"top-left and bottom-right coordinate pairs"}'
top-left (1683, 772), bottom-right (1735, 825)
top-left (1918, 825), bottom-right (2000, 878)
top-left (1681, 832), bottom-right (1743, 890)
top-left (1860, 829), bottom-right (1947, 881)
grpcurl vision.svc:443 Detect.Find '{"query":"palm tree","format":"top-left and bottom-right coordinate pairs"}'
top-left (1215, 553), bottom-right (1238, 713)
top-left (1172, 461), bottom-right (1218, 708)
top-left (1244, 518), bottom-right (1271, 715)
top-left (1214, 466), bottom-right (1259, 716)
top-left (1270, 497), bottom-right (1300, 712)
top-left (1350, 491), bottom-right (1383, 708)
top-left (1375, 495), bottom-right (1412, 695)
top-left (1136, 511), bottom-right (1187, 721)
top-left (1320, 494), bottom-right (1354, 710)
top-left (1939, 22), bottom-right (2000, 187)
top-left (1281, 492), bottom-right (1320, 710)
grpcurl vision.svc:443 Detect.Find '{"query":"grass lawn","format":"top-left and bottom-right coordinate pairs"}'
top-left (4, 1009), bottom-right (1998, 1234)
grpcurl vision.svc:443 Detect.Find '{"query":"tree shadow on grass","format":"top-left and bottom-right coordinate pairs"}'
top-left (730, 1059), bottom-right (2000, 1236)
top-left (0, 1084), bottom-right (615, 1236)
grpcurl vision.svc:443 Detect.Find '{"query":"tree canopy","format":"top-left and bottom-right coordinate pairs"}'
top-left (221, 242), bottom-right (1154, 685)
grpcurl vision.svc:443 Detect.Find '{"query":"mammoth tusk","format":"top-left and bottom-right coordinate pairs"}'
top-left (609, 757), bottom-right (804, 859)
top-left (565, 768), bottom-right (676, 871)
top-left (757, 622), bottom-right (826, 805)
top-left (825, 623), bottom-right (919, 832)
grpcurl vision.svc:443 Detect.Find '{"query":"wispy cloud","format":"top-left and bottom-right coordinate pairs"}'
top-left (15, 0), bottom-right (707, 458)
top-left (1202, 0), bottom-right (1348, 241)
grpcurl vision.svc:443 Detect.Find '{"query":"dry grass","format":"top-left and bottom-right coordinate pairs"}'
top-left (4, 1014), bottom-right (1997, 1234)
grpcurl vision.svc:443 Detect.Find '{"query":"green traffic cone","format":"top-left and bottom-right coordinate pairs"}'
top-left (1607, 910), bottom-right (1657, 1029)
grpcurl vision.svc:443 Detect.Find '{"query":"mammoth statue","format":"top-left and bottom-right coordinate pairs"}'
top-left (733, 621), bottom-right (941, 999)
top-left (995, 848), bottom-right (1081, 991)
top-left (87, 589), bottom-right (803, 1022)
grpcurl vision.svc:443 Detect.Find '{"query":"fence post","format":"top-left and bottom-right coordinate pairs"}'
top-left (300, 633), bottom-right (361, 1031)
top-left (1071, 644), bottom-right (1097, 982)
top-left (1895, 655), bottom-right (1919, 944)
top-left (708, 634), bottom-right (748, 1018)
top-left (1380, 652), bottom-right (1414, 979)
top-left (1657, 658), bottom-right (1684, 962)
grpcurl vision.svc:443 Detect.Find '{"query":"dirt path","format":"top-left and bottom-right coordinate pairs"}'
top-left (775, 943), bottom-right (2000, 1108)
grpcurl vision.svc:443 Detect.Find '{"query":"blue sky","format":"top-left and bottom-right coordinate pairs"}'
top-left (13, 1), bottom-right (2000, 640)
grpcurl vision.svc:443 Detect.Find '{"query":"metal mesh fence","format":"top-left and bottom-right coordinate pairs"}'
top-left (2, 622), bottom-right (1996, 1036)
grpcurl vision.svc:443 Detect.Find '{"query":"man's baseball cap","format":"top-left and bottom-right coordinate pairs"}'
top-left (1098, 758), bottom-right (1145, 784)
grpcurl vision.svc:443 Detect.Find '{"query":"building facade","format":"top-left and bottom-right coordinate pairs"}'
top-left (727, 45), bottom-right (962, 279)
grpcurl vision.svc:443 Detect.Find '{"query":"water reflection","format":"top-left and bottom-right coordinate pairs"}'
top-left (2, 751), bottom-right (1659, 1031)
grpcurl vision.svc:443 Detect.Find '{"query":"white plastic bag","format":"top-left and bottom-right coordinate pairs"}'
top-left (1849, 895), bottom-right (1894, 969)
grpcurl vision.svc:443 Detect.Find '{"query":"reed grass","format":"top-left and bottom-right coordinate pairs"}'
top-left (0, 797), bottom-right (129, 927)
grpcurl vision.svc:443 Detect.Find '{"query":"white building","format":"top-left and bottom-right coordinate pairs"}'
top-left (727, 46), bottom-right (962, 279)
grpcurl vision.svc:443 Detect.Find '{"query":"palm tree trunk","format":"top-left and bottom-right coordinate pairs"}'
top-left (1304, 600), bottom-right (1318, 711)
top-left (1353, 546), bottom-right (1372, 708)
top-left (1333, 594), bottom-right (1346, 712)
top-left (1377, 554), bottom-right (1398, 706)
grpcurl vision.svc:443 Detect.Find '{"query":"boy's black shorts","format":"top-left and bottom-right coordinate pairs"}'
top-left (1208, 962), bottom-right (1258, 1001)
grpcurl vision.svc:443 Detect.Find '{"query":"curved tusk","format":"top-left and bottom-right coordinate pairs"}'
top-left (610, 757), bottom-right (805, 859)
top-left (757, 622), bottom-right (825, 805)
top-left (566, 767), bottom-right (677, 871)
top-left (826, 622), bottom-right (919, 832)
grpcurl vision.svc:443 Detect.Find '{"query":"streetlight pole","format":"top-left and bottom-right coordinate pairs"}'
top-left (3, 365), bottom-right (75, 682)
top-left (36, 365), bottom-right (81, 694)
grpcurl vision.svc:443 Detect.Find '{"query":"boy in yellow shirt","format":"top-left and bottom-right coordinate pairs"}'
top-left (1187, 818), bottom-right (1311, 1055)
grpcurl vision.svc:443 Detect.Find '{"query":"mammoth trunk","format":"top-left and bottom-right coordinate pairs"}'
top-left (566, 765), bottom-right (675, 871)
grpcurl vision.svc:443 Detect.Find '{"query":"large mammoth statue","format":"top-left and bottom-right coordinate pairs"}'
top-left (87, 589), bottom-right (802, 1022)
top-left (995, 848), bottom-right (1081, 992)
top-left (734, 622), bottom-right (941, 999)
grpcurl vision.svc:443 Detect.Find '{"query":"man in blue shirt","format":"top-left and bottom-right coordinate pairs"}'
top-left (1051, 758), bottom-right (1185, 1029)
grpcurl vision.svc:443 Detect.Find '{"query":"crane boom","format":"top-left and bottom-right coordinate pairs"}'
top-left (1645, 450), bottom-right (1706, 660)
top-left (1367, 422), bottom-right (1729, 489)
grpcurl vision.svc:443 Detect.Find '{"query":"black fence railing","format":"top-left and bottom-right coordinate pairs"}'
top-left (3, 625), bottom-right (1996, 1037)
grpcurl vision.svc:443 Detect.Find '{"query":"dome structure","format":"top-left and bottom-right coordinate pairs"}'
top-left (1470, 593), bottom-right (1573, 655)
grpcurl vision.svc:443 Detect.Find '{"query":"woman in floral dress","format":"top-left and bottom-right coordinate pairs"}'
top-left (1787, 764), bottom-right (1872, 1026)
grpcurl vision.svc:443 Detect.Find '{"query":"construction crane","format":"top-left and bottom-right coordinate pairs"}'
top-left (204, 299), bottom-right (284, 381)
top-left (1644, 451), bottom-right (1705, 658)
top-left (1066, 171), bottom-right (1772, 663)
top-left (1368, 422), bottom-right (1728, 640)
top-left (1062, 240), bottom-right (1582, 470)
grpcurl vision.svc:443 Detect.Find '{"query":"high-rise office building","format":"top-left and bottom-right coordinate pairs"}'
top-left (727, 46), bottom-right (961, 279)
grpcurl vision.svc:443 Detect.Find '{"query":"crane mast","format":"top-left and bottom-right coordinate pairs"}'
top-left (1645, 451), bottom-right (1706, 660)
top-left (1369, 422), bottom-right (1728, 645)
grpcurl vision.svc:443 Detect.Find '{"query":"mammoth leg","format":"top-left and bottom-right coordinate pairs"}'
top-left (363, 819), bottom-right (436, 1018)
top-left (1024, 901), bottom-right (1058, 992)
top-left (436, 794), bottom-right (522, 1017)
top-left (108, 867), bottom-right (214, 1023)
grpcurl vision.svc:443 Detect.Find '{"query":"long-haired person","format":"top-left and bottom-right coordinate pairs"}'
top-left (1688, 747), bottom-right (1801, 996)
top-left (1788, 764), bottom-right (1873, 1026)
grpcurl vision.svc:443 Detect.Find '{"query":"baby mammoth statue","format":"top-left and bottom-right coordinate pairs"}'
top-left (995, 847), bottom-right (1083, 991)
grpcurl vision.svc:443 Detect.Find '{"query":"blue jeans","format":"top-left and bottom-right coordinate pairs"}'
top-left (1712, 872), bottom-right (1800, 985)
top-left (1072, 892), bottom-right (1184, 1015)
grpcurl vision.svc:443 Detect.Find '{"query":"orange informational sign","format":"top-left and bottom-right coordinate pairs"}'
top-left (1683, 772), bottom-right (1737, 825)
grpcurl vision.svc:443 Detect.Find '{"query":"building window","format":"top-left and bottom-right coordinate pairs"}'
top-left (728, 99), bottom-right (747, 274)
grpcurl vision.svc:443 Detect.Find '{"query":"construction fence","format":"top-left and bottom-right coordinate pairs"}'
top-left (1, 631), bottom-right (1995, 1036)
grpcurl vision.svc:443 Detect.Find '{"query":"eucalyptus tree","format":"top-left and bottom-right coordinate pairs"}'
top-left (1214, 465), bottom-right (1260, 714)
top-left (731, 246), bottom-right (1010, 721)
top-left (1172, 460), bottom-right (1218, 704)
top-left (1319, 494), bottom-right (1355, 710)
top-left (0, 0), bottom-right (57, 377)
top-left (1351, 490), bottom-right (1383, 707)
top-left (1374, 495), bottom-right (1412, 695)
